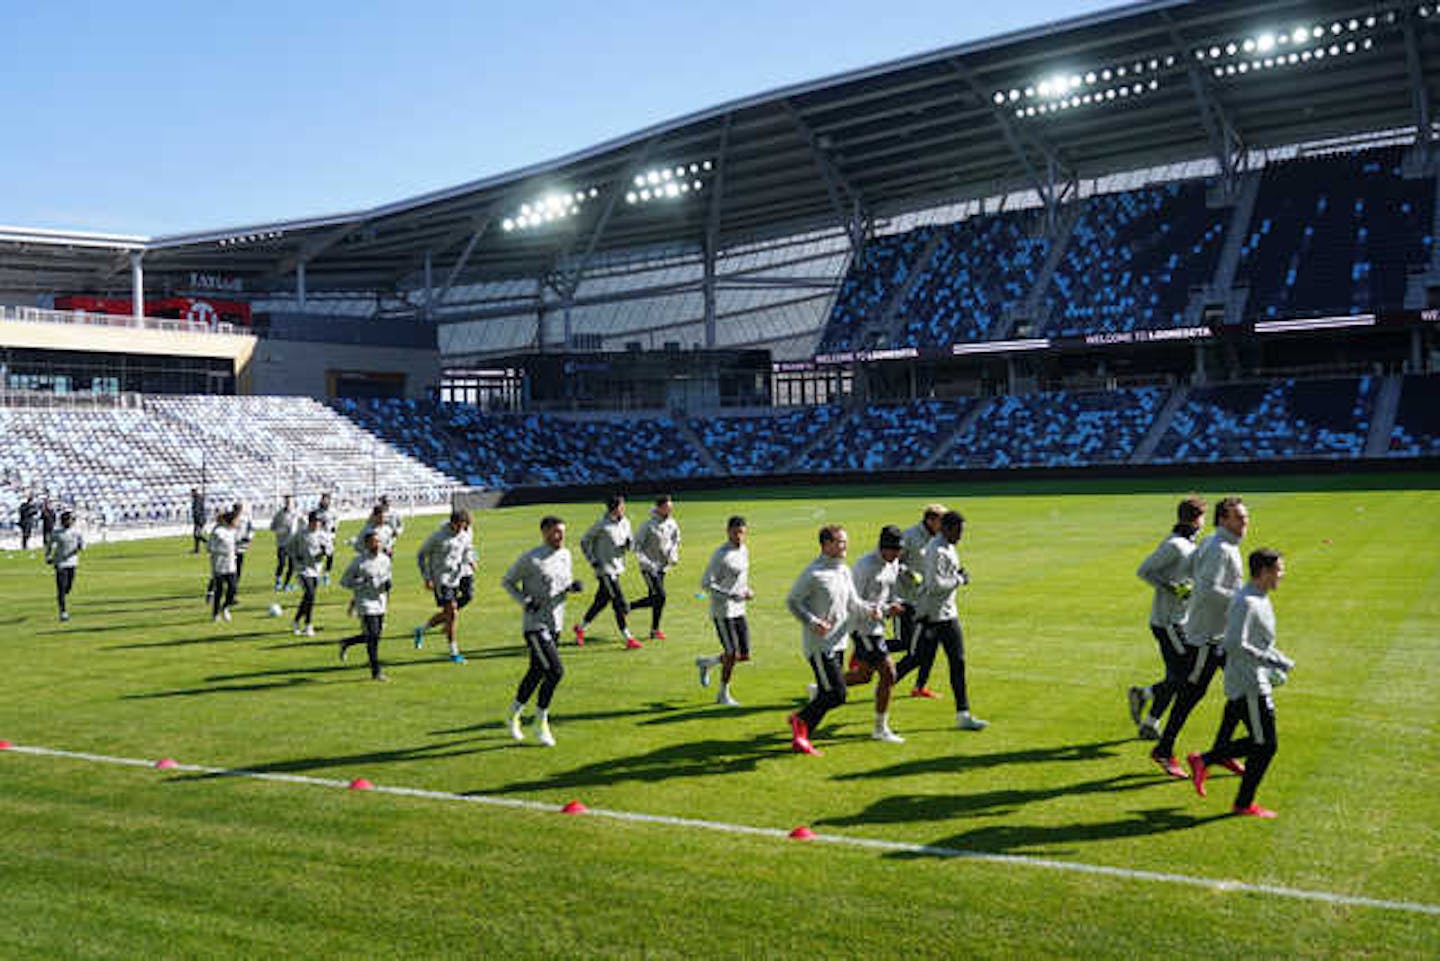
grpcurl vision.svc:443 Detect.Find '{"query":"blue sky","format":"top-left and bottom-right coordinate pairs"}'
top-left (0, 0), bottom-right (1119, 237)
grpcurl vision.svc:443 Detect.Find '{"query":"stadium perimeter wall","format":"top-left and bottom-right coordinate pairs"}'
top-left (249, 338), bottom-right (441, 400)
top-left (493, 457), bottom-right (1440, 508)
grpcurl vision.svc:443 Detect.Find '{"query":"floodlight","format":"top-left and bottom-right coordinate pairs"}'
top-left (702, 160), bottom-right (712, 170)
top-left (1257, 33), bottom-right (1274, 52)
top-left (1009, 89), bottom-right (1021, 101)
top-left (1243, 38), bottom-right (1256, 52)
top-left (589, 187), bottom-right (599, 198)
top-left (1025, 85), bottom-right (1036, 96)
top-left (664, 182), bottom-right (680, 198)
top-left (1365, 15), bottom-right (1376, 27)
top-left (1363, 37), bottom-right (1373, 49)
top-left (1330, 22), bottom-right (1342, 35)
top-left (1347, 18), bottom-right (1358, 30)
top-left (693, 180), bottom-right (702, 190)
top-left (994, 91), bottom-right (1006, 104)
top-left (1149, 58), bottom-right (1159, 69)
top-left (1291, 27), bottom-right (1307, 43)
top-left (675, 166), bottom-right (686, 176)
top-left (689, 163), bottom-right (699, 173)
top-left (1069, 74), bottom-right (1081, 88)
top-left (503, 218), bottom-right (515, 231)
top-left (640, 189), bottom-right (651, 200)
top-left (647, 171), bottom-right (660, 185)
top-left (625, 192), bottom-right (637, 204)
top-left (1301, 50), bottom-right (1312, 60)
top-left (1345, 40), bottom-right (1356, 53)
top-left (1165, 55), bottom-right (1176, 66)
top-left (1226, 42), bottom-right (1237, 55)
top-left (634, 175), bottom-right (645, 187)
top-left (1312, 26), bottom-right (1324, 38)
top-left (1329, 43), bottom-right (1340, 55)
top-left (1100, 70), bottom-right (1111, 81)
top-left (1209, 46), bottom-right (1221, 58)
top-left (1084, 72), bottom-right (1096, 84)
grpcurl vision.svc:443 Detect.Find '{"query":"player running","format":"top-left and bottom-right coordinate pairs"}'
top-left (695, 515), bottom-right (755, 706)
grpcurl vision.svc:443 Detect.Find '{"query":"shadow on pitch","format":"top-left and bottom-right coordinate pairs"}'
top-left (103, 629), bottom-right (282, 650)
top-left (123, 676), bottom-right (322, 699)
top-left (168, 737), bottom-right (505, 782)
top-left (832, 738), bottom-right (1131, 781)
top-left (432, 700), bottom-right (686, 736)
top-left (477, 733), bottom-right (792, 795)
top-left (638, 700), bottom-right (806, 727)
top-left (888, 806), bottom-right (1231, 858)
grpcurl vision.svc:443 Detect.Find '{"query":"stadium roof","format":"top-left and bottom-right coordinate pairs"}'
top-left (2, 0), bottom-right (1436, 299)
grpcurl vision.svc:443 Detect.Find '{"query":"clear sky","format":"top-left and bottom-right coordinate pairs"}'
top-left (0, 0), bottom-right (1122, 237)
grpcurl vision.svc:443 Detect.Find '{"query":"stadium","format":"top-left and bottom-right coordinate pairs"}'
top-left (1, 0), bottom-right (1437, 956)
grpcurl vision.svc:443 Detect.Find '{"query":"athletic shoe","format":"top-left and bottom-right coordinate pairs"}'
top-left (507, 711), bottom-right (524, 741)
top-left (956, 712), bottom-right (988, 731)
top-left (910, 687), bottom-right (940, 700)
top-left (372, 672), bottom-right (390, 682)
top-left (221, 609), bottom-right (232, 622)
top-left (537, 722), bottom-right (556, 747)
top-left (322, 575), bottom-right (330, 587)
top-left (788, 713), bottom-right (809, 742)
top-left (792, 736), bottom-right (822, 756)
top-left (1150, 750), bottom-right (1186, 779)
top-left (59, 612), bottom-right (70, 623)
top-left (695, 657), bottom-right (711, 688)
top-left (872, 728), bottom-right (905, 744)
top-left (293, 623), bottom-right (303, 636)
top-left (274, 580), bottom-right (283, 592)
top-left (338, 642), bottom-right (349, 663)
top-left (715, 690), bottom-right (740, 707)
top-left (449, 652), bottom-right (467, 664)
top-left (848, 652), bottom-right (862, 672)
top-left (305, 625), bottom-right (315, 637)
top-left (412, 626), bottom-right (425, 650)
top-left (1219, 758), bottom-right (1246, 776)
top-left (1232, 803), bottom-right (1277, 819)
top-left (1186, 751), bottom-right (1208, 797)
top-left (573, 624), bottom-right (585, 646)
top-left (213, 615), bottom-right (222, 624)
top-left (649, 630), bottom-right (667, 641)
top-left (624, 637), bottom-right (643, 650)
top-left (1127, 686), bottom-right (1147, 726)
top-left (1137, 718), bottom-right (1162, 740)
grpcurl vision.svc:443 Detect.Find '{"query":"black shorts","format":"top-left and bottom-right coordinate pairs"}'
top-left (433, 584), bottom-right (458, 607)
top-left (713, 616), bottom-right (750, 660)
top-left (455, 575), bottom-right (475, 609)
top-left (852, 631), bottom-right (890, 665)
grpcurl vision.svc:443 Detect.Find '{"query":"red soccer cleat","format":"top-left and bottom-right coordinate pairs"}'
top-left (910, 687), bottom-right (940, 700)
top-left (1186, 751), bottom-right (1208, 797)
top-left (792, 736), bottom-right (822, 756)
top-left (1150, 750), bottom-right (1186, 779)
top-left (788, 713), bottom-right (809, 742)
top-left (1219, 758), bottom-right (1246, 776)
top-left (848, 652), bottom-right (861, 672)
top-left (624, 637), bottom-right (644, 650)
top-left (1232, 803), bottom-right (1277, 819)
top-left (649, 630), bottom-right (667, 641)
top-left (572, 624), bottom-right (585, 647)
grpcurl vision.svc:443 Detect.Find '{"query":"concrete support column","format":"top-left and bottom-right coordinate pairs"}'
top-left (297, 260), bottom-right (307, 312)
top-left (130, 252), bottom-right (144, 320)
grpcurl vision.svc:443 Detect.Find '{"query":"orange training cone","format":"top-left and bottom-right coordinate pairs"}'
top-left (561, 800), bottom-right (588, 814)
top-left (788, 825), bottom-right (816, 840)
top-left (348, 778), bottom-right (375, 791)
top-left (154, 758), bottom-right (178, 770)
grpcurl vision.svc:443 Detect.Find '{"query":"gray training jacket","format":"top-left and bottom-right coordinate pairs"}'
top-left (1185, 528), bottom-right (1245, 644)
top-left (501, 544), bottom-right (575, 635)
top-left (1136, 529), bottom-right (1198, 627)
top-left (1221, 582), bottom-right (1295, 700)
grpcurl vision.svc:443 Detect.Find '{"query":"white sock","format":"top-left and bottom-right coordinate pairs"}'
top-left (537, 707), bottom-right (550, 724)
top-left (875, 710), bottom-right (890, 731)
top-left (719, 683), bottom-right (731, 697)
top-left (1141, 685), bottom-right (1153, 699)
top-left (509, 700), bottom-right (524, 717)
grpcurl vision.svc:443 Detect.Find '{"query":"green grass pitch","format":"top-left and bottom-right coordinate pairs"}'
top-left (1, 474), bottom-right (1437, 958)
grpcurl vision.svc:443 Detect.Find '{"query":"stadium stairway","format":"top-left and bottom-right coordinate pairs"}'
top-left (679, 419), bottom-right (728, 476)
top-left (874, 228), bottom-right (946, 347)
top-left (1131, 386), bottom-right (1189, 464)
top-left (1012, 202), bottom-right (1082, 337)
top-left (779, 409), bottom-right (850, 474)
top-left (919, 399), bottom-right (988, 470)
top-left (1206, 173), bottom-right (1261, 321)
top-left (1365, 374), bottom-right (1405, 456)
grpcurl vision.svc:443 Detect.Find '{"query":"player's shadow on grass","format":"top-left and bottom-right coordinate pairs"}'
top-left (638, 701), bottom-right (804, 727)
top-left (170, 737), bottom-right (504, 782)
top-left (479, 734), bottom-right (791, 795)
top-left (123, 676), bottom-right (321, 699)
top-left (817, 772), bottom-right (1160, 828)
top-left (432, 701), bottom-right (686, 736)
top-left (890, 806), bottom-right (1231, 858)
top-left (104, 629), bottom-right (280, 649)
top-left (832, 738), bottom-right (1130, 781)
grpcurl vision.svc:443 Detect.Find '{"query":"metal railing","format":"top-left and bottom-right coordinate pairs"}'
top-left (1, 305), bottom-right (252, 337)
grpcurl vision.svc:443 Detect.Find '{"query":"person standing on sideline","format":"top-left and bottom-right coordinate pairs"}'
top-left (270, 495), bottom-right (301, 591)
top-left (896, 504), bottom-right (947, 697)
top-left (314, 492), bottom-right (338, 586)
top-left (1128, 496), bottom-right (1206, 740)
top-left (45, 510), bottom-right (84, 622)
top-left (842, 525), bottom-right (909, 743)
top-left (1150, 497), bottom-right (1249, 778)
top-left (1187, 548), bottom-right (1294, 818)
top-left (576, 493), bottom-right (639, 649)
top-left (232, 501), bottom-right (255, 598)
top-left (895, 510), bottom-right (988, 730)
top-left (40, 499), bottom-right (57, 544)
top-left (413, 508), bottom-right (473, 663)
top-left (338, 530), bottom-right (394, 682)
top-left (209, 507), bottom-right (240, 623)
top-left (501, 515), bottom-right (585, 747)
top-left (190, 487), bottom-right (207, 554)
top-left (785, 525), bottom-right (881, 755)
top-left (19, 492), bottom-right (40, 551)
top-left (695, 516), bottom-right (755, 706)
top-left (630, 494), bottom-right (681, 640)
top-left (289, 511), bottom-right (329, 636)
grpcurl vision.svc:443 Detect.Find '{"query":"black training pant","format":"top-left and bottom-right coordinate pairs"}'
top-left (274, 545), bottom-right (294, 586)
top-left (211, 572), bottom-right (237, 617)
top-left (1148, 622), bottom-right (1190, 720)
top-left (582, 573), bottom-right (629, 632)
top-left (1202, 693), bottom-right (1278, 809)
top-left (896, 618), bottom-right (970, 709)
top-left (798, 649), bottom-right (847, 733)
top-left (54, 566), bottom-right (76, 614)
top-left (1156, 643), bottom-right (1224, 757)
top-left (297, 575), bottom-right (319, 624)
top-left (340, 614), bottom-right (386, 677)
top-left (517, 628), bottom-right (565, 710)
top-left (629, 570), bottom-right (667, 631)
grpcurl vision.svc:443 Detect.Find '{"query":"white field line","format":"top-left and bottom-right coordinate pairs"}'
top-left (5, 742), bottom-right (1439, 919)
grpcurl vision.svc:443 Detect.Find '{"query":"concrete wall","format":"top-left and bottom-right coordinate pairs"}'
top-left (249, 338), bottom-right (440, 400)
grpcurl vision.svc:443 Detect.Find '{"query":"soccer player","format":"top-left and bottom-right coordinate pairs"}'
top-left (576, 493), bottom-right (639, 649)
top-left (190, 487), bottom-right (207, 554)
top-left (1128, 496), bottom-right (1206, 740)
top-left (695, 515), bottom-right (755, 707)
top-left (270, 495), bottom-right (301, 591)
top-left (1187, 548), bottom-right (1294, 818)
top-left (353, 504), bottom-right (396, 556)
top-left (378, 494), bottom-right (405, 544)
top-left (232, 500), bottom-right (255, 597)
top-left (314, 492), bottom-right (338, 586)
top-left (19, 493), bottom-right (40, 551)
top-left (501, 515), bottom-right (585, 747)
top-left (1150, 497), bottom-right (1249, 778)
top-left (338, 530), bottom-right (394, 682)
top-left (843, 525), bottom-right (908, 743)
top-left (44, 510), bottom-right (84, 622)
top-left (896, 504), bottom-right (946, 697)
top-left (413, 508), bottom-right (473, 663)
top-left (629, 494), bottom-right (681, 640)
top-left (786, 525), bottom-right (882, 755)
top-left (289, 510), bottom-right (329, 636)
top-left (895, 510), bottom-right (988, 731)
top-left (209, 507), bottom-right (240, 622)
